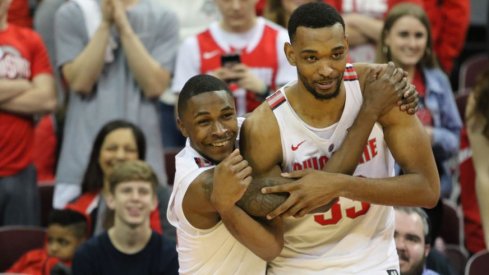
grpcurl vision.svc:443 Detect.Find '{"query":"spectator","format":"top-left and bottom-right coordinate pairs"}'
top-left (0, 0), bottom-right (56, 226)
top-left (7, 209), bottom-right (88, 275)
top-left (72, 160), bottom-right (178, 275)
top-left (394, 207), bottom-right (439, 275)
top-left (156, 0), bottom-right (221, 149)
top-left (263, 0), bottom-right (319, 28)
top-left (66, 120), bottom-right (175, 240)
top-left (7, 0), bottom-right (34, 28)
top-left (171, 0), bottom-right (295, 116)
top-left (462, 68), bottom-right (489, 254)
top-left (53, 0), bottom-right (178, 209)
top-left (422, 0), bottom-right (469, 73)
top-left (376, 3), bottom-right (462, 199)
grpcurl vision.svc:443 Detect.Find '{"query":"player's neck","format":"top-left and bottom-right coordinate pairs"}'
top-left (286, 84), bottom-right (346, 128)
top-left (109, 223), bottom-right (152, 254)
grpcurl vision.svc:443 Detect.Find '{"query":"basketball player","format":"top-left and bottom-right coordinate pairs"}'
top-left (168, 61), bottom-right (418, 274)
top-left (240, 2), bottom-right (440, 274)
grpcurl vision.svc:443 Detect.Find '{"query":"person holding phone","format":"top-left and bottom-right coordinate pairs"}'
top-left (171, 0), bottom-right (296, 116)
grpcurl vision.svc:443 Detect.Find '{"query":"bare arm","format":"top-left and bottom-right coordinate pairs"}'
top-left (61, 20), bottom-right (111, 95)
top-left (182, 150), bottom-right (283, 261)
top-left (112, 0), bottom-right (172, 98)
top-left (323, 62), bottom-right (414, 174)
top-left (0, 79), bottom-right (32, 103)
top-left (344, 13), bottom-right (383, 44)
top-left (340, 108), bottom-right (440, 206)
top-left (466, 94), bottom-right (489, 248)
top-left (0, 74), bottom-right (56, 114)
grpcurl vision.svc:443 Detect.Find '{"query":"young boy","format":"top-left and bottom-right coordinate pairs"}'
top-left (7, 209), bottom-right (88, 274)
top-left (72, 160), bottom-right (178, 275)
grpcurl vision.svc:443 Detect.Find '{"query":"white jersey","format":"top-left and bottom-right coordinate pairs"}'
top-left (266, 64), bottom-right (399, 274)
top-left (167, 119), bottom-right (264, 275)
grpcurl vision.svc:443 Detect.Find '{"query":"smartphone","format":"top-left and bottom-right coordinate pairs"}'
top-left (221, 53), bottom-right (241, 68)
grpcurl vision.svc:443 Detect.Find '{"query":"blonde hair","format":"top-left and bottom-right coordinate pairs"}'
top-left (108, 160), bottom-right (158, 194)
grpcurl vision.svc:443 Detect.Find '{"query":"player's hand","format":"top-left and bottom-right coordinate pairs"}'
top-left (211, 149), bottom-right (252, 212)
top-left (398, 84), bottom-right (419, 115)
top-left (261, 169), bottom-right (340, 220)
top-left (363, 62), bottom-right (407, 117)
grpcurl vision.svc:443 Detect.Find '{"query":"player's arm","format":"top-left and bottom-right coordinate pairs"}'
top-left (182, 150), bottom-right (284, 261)
top-left (339, 101), bottom-right (440, 206)
top-left (0, 74), bottom-right (56, 114)
top-left (267, 107), bottom-right (438, 219)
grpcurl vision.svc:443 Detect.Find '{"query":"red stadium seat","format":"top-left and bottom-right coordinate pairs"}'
top-left (0, 226), bottom-right (46, 271)
top-left (465, 250), bottom-right (489, 275)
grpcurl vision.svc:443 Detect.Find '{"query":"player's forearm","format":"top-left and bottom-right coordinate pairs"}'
top-left (0, 74), bottom-right (56, 114)
top-left (324, 105), bottom-right (378, 175)
top-left (217, 206), bottom-right (283, 261)
top-left (334, 172), bottom-right (439, 208)
top-left (62, 22), bottom-right (111, 95)
top-left (119, 27), bottom-right (170, 99)
top-left (0, 79), bottom-right (32, 103)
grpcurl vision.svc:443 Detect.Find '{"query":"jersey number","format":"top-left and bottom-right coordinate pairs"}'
top-left (313, 201), bottom-right (370, 226)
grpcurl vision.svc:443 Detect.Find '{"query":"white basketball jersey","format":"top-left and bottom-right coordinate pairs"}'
top-left (167, 137), bottom-right (265, 275)
top-left (266, 64), bottom-right (399, 274)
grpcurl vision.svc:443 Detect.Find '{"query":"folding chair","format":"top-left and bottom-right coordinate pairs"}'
top-left (458, 54), bottom-right (489, 92)
top-left (439, 199), bottom-right (463, 245)
top-left (444, 244), bottom-right (468, 275)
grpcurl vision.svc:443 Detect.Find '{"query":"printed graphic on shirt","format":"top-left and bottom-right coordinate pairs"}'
top-left (0, 46), bottom-right (30, 79)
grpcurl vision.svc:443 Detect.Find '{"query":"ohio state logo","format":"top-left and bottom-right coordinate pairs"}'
top-left (0, 46), bottom-right (31, 79)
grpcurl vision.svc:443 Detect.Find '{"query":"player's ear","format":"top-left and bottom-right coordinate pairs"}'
top-left (176, 117), bottom-right (188, 137)
top-left (284, 42), bottom-right (296, 66)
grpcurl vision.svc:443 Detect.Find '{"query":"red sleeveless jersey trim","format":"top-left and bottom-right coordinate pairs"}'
top-left (266, 90), bottom-right (286, 110)
top-left (343, 64), bottom-right (358, 81)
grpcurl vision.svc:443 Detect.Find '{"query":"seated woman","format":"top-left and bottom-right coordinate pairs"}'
top-left (65, 120), bottom-right (175, 239)
top-left (376, 3), bottom-right (462, 198)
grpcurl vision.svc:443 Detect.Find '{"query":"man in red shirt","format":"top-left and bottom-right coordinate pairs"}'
top-left (0, 0), bottom-right (56, 226)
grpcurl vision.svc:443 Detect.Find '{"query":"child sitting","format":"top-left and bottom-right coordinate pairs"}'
top-left (7, 209), bottom-right (88, 274)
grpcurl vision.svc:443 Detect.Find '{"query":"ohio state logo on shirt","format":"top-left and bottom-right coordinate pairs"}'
top-left (0, 46), bottom-right (31, 79)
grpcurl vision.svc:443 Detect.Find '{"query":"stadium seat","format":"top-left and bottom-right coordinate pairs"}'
top-left (465, 250), bottom-right (489, 275)
top-left (458, 54), bottom-right (489, 92)
top-left (439, 199), bottom-right (463, 245)
top-left (38, 182), bottom-right (55, 227)
top-left (444, 244), bottom-right (468, 275)
top-left (0, 226), bottom-right (46, 271)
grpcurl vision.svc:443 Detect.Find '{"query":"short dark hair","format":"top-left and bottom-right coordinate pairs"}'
top-left (80, 120), bottom-right (147, 193)
top-left (177, 74), bottom-right (232, 119)
top-left (108, 160), bottom-right (158, 194)
top-left (48, 209), bottom-right (88, 239)
top-left (288, 2), bottom-right (345, 42)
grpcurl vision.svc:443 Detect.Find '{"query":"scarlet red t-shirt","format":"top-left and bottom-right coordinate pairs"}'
top-left (0, 24), bottom-right (52, 176)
